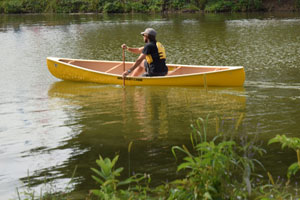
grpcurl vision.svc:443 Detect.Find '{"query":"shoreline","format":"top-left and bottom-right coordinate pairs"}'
top-left (1, 10), bottom-right (300, 16)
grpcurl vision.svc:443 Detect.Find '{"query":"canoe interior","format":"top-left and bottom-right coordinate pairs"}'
top-left (58, 59), bottom-right (230, 77)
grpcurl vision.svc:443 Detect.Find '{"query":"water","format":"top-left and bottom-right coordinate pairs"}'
top-left (0, 13), bottom-right (300, 199)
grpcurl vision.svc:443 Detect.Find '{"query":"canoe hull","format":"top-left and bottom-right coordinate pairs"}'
top-left (47, 57), bottom-right (245, 87)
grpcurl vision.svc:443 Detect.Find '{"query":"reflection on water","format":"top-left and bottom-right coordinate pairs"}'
top-left (1, 12), bottom-right (300, 198)
top-left (44, 81), bottom-right (246, 194)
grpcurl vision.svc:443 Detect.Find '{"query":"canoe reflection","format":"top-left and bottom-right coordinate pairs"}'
top-left (48, 81), bottom-right (246, 139)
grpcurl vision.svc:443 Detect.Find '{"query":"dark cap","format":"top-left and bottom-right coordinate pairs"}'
top-left (141, 28), bottom-right (157, 37)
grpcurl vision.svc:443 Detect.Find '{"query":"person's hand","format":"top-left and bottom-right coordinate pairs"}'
top-left (121, 44), bottom-right (127, 50)
top-left (122, 70), bottom-right (129, 78)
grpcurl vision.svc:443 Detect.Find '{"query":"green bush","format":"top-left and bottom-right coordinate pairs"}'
top-left (231, 0), bottom-right (248, 12)
top-left (248, 0), bottom-right (263, 11)
top-left (169, 0), bottom-right (186, 10)
top-left (2, 0), bottom-right (23, 13)
top-left (148, 0), bottom-right (163, 12)
top-left (182, 4), bottom-right (200, 12)
top-left (44, 0), bottom-right (57, 13)
top-left (0, 0), bottom-right (288, 13)
top-left (198, 0), bottom-right (207, 10)
top-left (87, 0), bottom-right (103, 13)
top-left (205, 0), bottom-right (233, 12)
top-left (130, 1), bottom-right (147, 13)
top-left (103, 1), bottom-right (124, 13)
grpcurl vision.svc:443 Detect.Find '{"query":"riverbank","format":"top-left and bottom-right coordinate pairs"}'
top-left (0, 0), bottom-right (299, 14)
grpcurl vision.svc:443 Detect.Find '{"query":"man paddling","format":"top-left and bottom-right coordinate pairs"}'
top-left (122, 28), bottom-right (168, 77)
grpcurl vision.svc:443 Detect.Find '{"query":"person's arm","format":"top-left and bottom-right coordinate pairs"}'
top-left (127, 47), bottom-right (144, 54)
top-left (122, 44), bottom-right (143, 54)
top-left (122, 53), bottom-right (146, 77)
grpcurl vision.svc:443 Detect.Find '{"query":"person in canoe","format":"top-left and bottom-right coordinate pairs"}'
top-left (122, 28), bottom-right (168, 77)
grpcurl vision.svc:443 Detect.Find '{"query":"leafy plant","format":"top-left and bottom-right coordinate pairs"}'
top-left (90, 154), bottom-right (149, 199)
top-left (171, 116), bottom-right (265, 199)
top-left (204, 0), bottom-right (233, 12)
top-left (103, 1), bottom-right (124, 13)
top-left (268, 134), bottom-right (300, 180)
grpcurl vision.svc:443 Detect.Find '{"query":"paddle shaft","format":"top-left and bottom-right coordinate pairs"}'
top-left (123, 48), bottom-right (125, 86)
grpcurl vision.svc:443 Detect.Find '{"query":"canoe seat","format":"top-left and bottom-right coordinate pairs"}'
top-left (167, 67), bottom-right (182, 76)
top-left (68, 61), bottom-right (75, 64)
top-left (105, 63), bottom-right (123, 73)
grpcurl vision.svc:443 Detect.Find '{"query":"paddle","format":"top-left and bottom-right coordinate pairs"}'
top-left (122, 48), bottom-right (125, 86)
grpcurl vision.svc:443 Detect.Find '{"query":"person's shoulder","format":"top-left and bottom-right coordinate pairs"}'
top-left (143, 42), bottom-right (155, 52)
top-left (144, 42), bottom-right (155, 48)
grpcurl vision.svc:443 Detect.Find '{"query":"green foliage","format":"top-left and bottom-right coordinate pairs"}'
top-left (268, 134), bottom-right (300, 180)
top-left (203, 0), bottom-right (263, 12)
top-left (182, 4), bottom-right (200, 12)
top-left (148, 0), bottom-right (163, 12)
top-left (2, 0), bottom-right (23, 13)
top-left (129, 1), bottom-right (148, 13)
top-left (268, 134), bottom-right (300, 150)
top-left (205, 0), bottom-right (233, 12)
top-left (171, 116), bottom-right (266, 199)
top-left (90, 154), bottom-right (150, 199)
top-left (0, 0), bottom-right (269, 13)
top-left (296, 0), bottom-right (300, 9)
top-left (198, 0), bottom-right (207, 10)
top-left (53, 0), bottom-right (90, 13)
top-left (169, 0), bottom-right (186, 10)
top-left (103, 1), bottom-right (124, 13)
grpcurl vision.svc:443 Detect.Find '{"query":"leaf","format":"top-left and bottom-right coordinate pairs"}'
top-left (96, 158), bottom-right (110, 177)
top-left (287, 162), bottom-right (300, 179)
top-left (117, 177), bottom-right (135, 186)
top-left (253, 159), bottom-right (266, 171)
top-left (207, 185), bottom-right (217, 194)
top-left (91, 168), bottom-right (106, 180)
top-left (182, 145), bottom-right (193, 158)
top-left (99, 159), bottom-right (112, 177)
top-left (203, 192), bottom-right (212, 200)
top-left (259, 184), bottom-right (272, 193)
top-left (90, 189), bottom-right (104, 198)
top-left (171, 146), bottom-right (191, 160)
top-left (235, 113), bottom-right (244, 131)
top-left (91, 175), bottom-right (104, 185)
top-left (128, 141), bottom-right (133, 153)
top-left (267, 172), bottom-right (275, 185)
top-left (111, 155), bottom-right (119, 168)
top-left (268, 135), bottom-right (300, 151)
top-left (103, 179), bottom-right (117, 187)
top-left (113, 167), bottom-right (124, 177)
top-left (268, 135), bottom-right (281, 145)
top-left (177, 162), bottom-right (193, 172)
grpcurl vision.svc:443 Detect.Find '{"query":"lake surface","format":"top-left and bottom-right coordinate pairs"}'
top-left (1, 13), bottom-right (300, 199)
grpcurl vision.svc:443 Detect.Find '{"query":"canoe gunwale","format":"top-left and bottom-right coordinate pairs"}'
top-left (47, 57), bottom-right (244, 79)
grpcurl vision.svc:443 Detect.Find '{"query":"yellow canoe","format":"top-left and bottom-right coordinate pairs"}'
top-left (47, 57), bottom-right (245, 86)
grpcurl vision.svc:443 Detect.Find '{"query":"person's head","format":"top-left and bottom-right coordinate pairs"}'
top-left (141, 28), bottom-right (157, 43)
